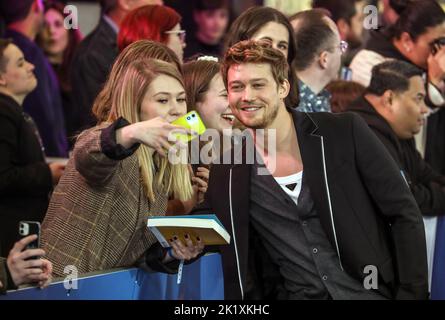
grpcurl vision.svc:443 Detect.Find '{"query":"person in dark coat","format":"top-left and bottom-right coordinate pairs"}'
top-left (36, 1), bottom-right (83, 149)
top-left (0, 39), bottom-right (64, 255)
top-left (350, 60), bottom-right (445, 217)
top-left (1, 0), bottom-right (68, 157)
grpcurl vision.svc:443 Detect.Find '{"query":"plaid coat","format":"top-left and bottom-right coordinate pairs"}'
top-left (41, 121), bottom-right (167, 277)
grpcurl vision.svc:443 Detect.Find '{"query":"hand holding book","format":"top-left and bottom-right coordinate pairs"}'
top-left (149, 214), bottom-right (230, 285)
top-left (163, 233), bottom-right (204, 262)
top-left (147, 214), bottom-right (231, 248)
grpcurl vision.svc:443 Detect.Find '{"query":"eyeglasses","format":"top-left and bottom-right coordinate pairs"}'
top-left (165, 30), bottom-right (186, 43)
top-left (339, 40), bottom-right (349, 54)
top-left (327, 40), bottom-right (349, 54)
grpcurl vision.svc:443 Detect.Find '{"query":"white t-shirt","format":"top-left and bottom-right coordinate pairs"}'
top-left (273, 171), bottom-right (303, 206)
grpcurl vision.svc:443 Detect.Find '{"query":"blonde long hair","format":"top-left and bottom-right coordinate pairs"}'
top-left (93, 40), bottom-right (182, 123)
top-left (96, 58), bottom-right (193, 202)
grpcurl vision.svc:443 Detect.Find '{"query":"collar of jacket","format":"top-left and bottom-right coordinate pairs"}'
top-left (0, 92), bottom-right (21, 114)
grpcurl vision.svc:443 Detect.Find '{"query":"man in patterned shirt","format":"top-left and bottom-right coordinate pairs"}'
top-left (290, 9), bottom-right (346, 112)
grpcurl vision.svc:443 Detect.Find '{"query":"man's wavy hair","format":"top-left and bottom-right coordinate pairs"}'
top-left (221, 40), bottom-right (289, 90)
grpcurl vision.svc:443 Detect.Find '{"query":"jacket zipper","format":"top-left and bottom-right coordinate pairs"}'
top-left (229, 168), bottom-right (244, 299)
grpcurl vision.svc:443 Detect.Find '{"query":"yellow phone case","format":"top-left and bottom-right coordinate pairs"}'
top-left (171, 111), bottom-right (206, 142)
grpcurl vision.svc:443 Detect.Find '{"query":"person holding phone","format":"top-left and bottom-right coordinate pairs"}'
top-left (41, 43), bottom-right (206, 278)
top-left (0, 39), bottom-right (65, 256)
top-left (0, 235), bottom-right (52, 294)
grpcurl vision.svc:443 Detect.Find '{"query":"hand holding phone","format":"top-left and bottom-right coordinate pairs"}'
top-left (18, 221), bottom-right (41, 259)
top-left (171, 111), bottom-right (206, 143)
top-left (7, 234), bottom-right (52, 288)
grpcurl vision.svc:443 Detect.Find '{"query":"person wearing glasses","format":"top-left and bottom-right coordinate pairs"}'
top-left (118, 5), bottom-right (187, 63)
top-left (312, 0), bottom-right (367, 66)
top-left (289, 9), bottom-right (347, 113)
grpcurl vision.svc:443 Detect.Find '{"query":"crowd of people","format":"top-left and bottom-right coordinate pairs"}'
top-left (1, 0), bottom-right (445, 300)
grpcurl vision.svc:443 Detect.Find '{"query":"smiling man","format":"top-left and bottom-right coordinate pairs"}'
top-left (194, 40), bottom-right (428, 300)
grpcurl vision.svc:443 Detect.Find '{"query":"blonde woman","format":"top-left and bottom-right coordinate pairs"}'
top-left (41, 56), bottom-right (205, 277)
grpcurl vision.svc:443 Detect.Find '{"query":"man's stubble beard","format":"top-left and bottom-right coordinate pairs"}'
top-left (238, 102), bottom-right (280, 130)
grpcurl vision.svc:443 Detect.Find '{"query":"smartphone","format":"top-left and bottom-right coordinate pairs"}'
top-left (18, 221), bottom-right (41, 259)
top-left (171, 111), bottom-right (206, 142)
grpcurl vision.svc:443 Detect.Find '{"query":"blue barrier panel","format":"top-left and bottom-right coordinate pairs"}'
top-left (0, 253), bottom-right (224, 300)
top-left (431, 216), bottom-right (445, 300)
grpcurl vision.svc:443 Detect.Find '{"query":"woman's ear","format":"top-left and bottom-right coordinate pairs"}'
top-left (400, 31), bottom-right (414, 53)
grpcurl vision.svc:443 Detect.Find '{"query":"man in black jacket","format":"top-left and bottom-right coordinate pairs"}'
top-left (196, 40), bottom-right (428, 300)
top-left (350, 60), bottom-right (445, 217)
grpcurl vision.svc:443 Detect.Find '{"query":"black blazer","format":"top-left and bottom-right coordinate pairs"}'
top-left (70, 17), bottom-right (119, 132)
top-left (0, 93), bottom-right (52, 255)
top-left (196, 109), bottom-right (428, 300)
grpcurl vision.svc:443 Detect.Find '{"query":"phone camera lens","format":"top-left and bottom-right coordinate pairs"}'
top-left (192, 114), bottom-right (196, 117)
top-left (187, 117), bottom-right (191, 120)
